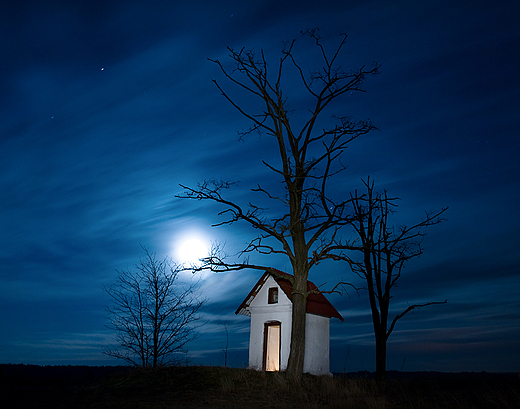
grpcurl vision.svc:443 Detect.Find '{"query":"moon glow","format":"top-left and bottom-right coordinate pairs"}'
top-left (178, 238), bottom-right (208, 265)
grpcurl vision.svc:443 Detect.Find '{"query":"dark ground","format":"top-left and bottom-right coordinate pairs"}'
top-left (1, 364), bottom-right (518, 408)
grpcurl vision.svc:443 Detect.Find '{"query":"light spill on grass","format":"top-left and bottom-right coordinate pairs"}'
top-left (217, 367), bottom-right (387, 409)
top-left (4, 364), bottom-right (518, 408)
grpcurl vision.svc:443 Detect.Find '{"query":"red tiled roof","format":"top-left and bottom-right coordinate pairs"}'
top-left (235, 269), bottom-right (344, 322)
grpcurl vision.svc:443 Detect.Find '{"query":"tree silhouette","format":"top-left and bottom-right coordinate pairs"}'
top-left (346, 179), bottom-right (447, 382)
top-left (178, 29), bottom-right (379, 376)
top-left (104, 247), bottom-right (204, 368)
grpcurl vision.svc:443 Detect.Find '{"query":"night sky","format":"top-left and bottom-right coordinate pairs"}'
top-left (1, 0), bottom-right (519, 373)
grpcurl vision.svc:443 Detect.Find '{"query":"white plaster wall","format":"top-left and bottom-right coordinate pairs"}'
top-left (245, 275), bottom-right (332, 375)
top-left (247, 275), bottom-right (292, 371)
top-left (304, 313), bottom-right (331, 375)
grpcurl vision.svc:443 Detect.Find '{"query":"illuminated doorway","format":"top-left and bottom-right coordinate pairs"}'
top-left (263, 321), bottom-right (281, 371)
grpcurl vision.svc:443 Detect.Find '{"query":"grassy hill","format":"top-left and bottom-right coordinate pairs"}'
top-left (1, 364), bottom-right (518, 408)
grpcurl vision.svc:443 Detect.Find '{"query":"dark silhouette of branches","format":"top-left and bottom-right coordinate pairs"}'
top-left (104, 246), bottom-right (205, 368)
top-left (344, 178), bottom-right (448, 382)
top-left (177, 29), bottom-right (379, 376)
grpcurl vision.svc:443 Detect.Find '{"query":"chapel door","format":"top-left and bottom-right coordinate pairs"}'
top-left (263, 322), bottom-right (281, 371)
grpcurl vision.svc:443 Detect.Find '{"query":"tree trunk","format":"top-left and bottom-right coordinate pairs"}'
top-left (286, 272), bottom-right (307, 377)
top-left (153, 331), bottom-right (158, 368)
top-left (375, 331), bottom-right (387, 384)
top-left (153, 309), bottom-right (159, 368)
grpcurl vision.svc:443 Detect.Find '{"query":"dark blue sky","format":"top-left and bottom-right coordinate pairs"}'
top-left (1, 0), bottom-right (519, 372)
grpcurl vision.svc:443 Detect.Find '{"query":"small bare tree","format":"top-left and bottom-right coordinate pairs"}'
top-left (178, 29), bottom-right (379, 376)
top-left (346, 179), bottom-right (447, 382)
top-left (104, 247), bottom-right (205, 368)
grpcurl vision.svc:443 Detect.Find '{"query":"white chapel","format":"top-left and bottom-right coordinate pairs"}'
top-left (235, 269), bottom-right (344, 375)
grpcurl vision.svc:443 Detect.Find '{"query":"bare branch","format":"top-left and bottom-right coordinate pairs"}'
top-left (104, 247), bottom-right (205, 367)
top-left (387, 300), bottom-right (448, 339)
top-left (343, 177), bottom-right (448, 381)
top-left (179, 30), bottom-right (380, 376)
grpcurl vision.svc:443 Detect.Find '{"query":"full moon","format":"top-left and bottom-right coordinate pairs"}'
top-left (178, 238), bottom-right (208, 265)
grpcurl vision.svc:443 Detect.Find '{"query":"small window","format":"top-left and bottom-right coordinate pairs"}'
top-left (268, 287), bottom-right (278, 304)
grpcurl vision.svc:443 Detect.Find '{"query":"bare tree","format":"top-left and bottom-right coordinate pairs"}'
top-left (345, 178), bottom-right (447, 382)
top-left (104, 247), bottom-right (205, 368)
top-left (177, 29), bottom-right (379, 376)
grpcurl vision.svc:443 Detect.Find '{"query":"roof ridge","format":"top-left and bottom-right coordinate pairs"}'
top-left (235, 269), bottom-right (344, 321)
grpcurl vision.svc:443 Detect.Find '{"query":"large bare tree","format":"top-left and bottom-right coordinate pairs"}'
top-left (104, 247), bottom-right (204, 368)
top-left (178, 30), bottom-right (379, 376)
top-left (346, 179), bottom-right (447, 382)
